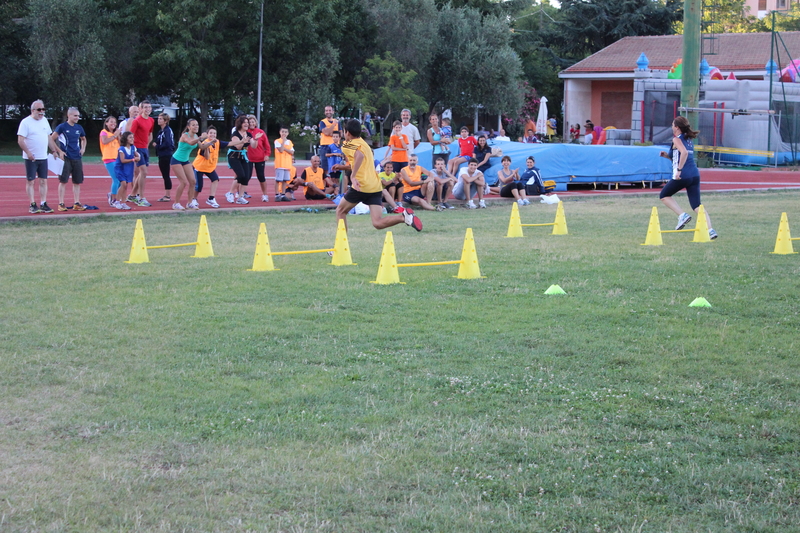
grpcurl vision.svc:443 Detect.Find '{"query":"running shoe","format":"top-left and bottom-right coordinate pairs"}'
top-left (127, 195), bottom-right (137, 202)
top-left (392, 205), bottom-right (406, 214)
top-left (403, 209), bottom-right (423, 232)
top-left (478, 200), bottom-right (487, 209)
top-left (709, 228), bottom-right (718, 240)
top-left (73, 202), bottom-right (86, 211)
top-left (188, 199), bottom-right (199, 209)
top-left (243, 192), bottom-right (251, 199)
top-left (436, 203), bottom-right (446, 211)
top-left (235, 197), bottom-right (249, 205)
top-left (522, 198), bottom-right (531, 206)
top-left (225, 192), bottom-right (235, 203)
top-left (40, 202), bottom-right (54, 213)
top-left (58, 203), bottom-right (68, 212)
top-left (172, 203), bottom-right (185, 210)
top-left (139, 197), bottom-right (152, 207)
top-left (107, 192), bottom-right (113, 206)
top-left (466, 201), bottom-right (477, 209)
top-left (443, 202), bottom-right (455, 209)
top-left (29, 203), bottom-right (40, 214)
top-left (206, 198), bottom-right (220, 208)
top-left (115, 200), bottom-right (131, 210)
top-left (261, 195), bottom-right (269, 202)
top-left (157, 196), bottom-right (171, 202)
top-left (676, 212), bottom-right (692, 231)
top-left (517, 199), bottom-right (525, 206)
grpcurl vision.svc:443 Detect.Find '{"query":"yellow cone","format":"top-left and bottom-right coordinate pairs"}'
top-left (771, 212), bottom-right (797, 254)
top-left (125, 219), bottom-right (150, 263)
top-left (331, 219), bottom-right (356, 266)
top-left (551, 201), bottom-right (568, 235)
top-left (371, 231), bottom-right (403, 285)
top-left (248, 223), bottom-right (278, 271)
top-left (456, 228), bottom-right (484, 279)
top-left (641, 207), bottom-right (663, 246)
top-left (692, 205), bottom-right (711, 243)
top-left (505, 202), bottom-right (524, 238)
top-left (191, 215), bottom-right (215, 257)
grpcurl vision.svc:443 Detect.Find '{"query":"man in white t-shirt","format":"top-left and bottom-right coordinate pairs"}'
top-left (17, 100), bottom-right (63, 214)
top-left (118, 105), bottom-right (139, 134)
top-left (400, 108), bottom-right (421, 155)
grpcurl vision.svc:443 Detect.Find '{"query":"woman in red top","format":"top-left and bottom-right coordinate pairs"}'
top-left (247, 115), bottom-right (271, 202)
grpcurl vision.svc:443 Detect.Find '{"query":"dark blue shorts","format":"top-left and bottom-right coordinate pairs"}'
top-left (660, 175), bottom-right (701, 210)
top-left (195, 170), bottom-right (219, 192)
top-left (170, 156), bottom-right (189, 166)
top-left (402, 189), bottom-right (423, 203)
top-left (136, 148), bottom-right (150, 167)
top-left (25, 159), bottom-right (48, 181)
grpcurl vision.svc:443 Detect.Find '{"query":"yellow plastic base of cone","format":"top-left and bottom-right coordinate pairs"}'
top-left (691, 205), bottom-right (711, 243)
top-left (371, 231), bottom-right (403, 284)
top-left (771, 212), bottom-right (798, 254)
top-left (551, 201), bottom-right (568, 235)
top-left (125, 219), bottom-right (150, 263)
top-left (247, 223), bottom-right (278, 271)
top-left (331, 219), bottom-right (356, 266)
top-left (505, 203), bottom-right (524, 238)
top-left (191, 215), bottom-right (215, 257)
top-left (456, 228), bottom-right (484, 279)
top-left (641, 206), bottom-right (663, 246)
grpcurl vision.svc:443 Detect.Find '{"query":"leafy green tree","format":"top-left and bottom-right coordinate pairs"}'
top-left (25, 0), bottom-right (119, 118)
top-left (0, 1), bottom-right (38, 116)
top-left (674, 0), bottom-right (756, 34)
top-left (755, 3), bottom-right (800, 32)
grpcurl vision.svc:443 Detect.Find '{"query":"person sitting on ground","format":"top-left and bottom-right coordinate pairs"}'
top-left (285, 155), bottom-right (331, 201)
top-left (522, 129), bottom-right (538, 143)
top-left (491, 155), bottom-right (529, 206)
top-left (378, 160), bottom-right (402, 210)
top-left (447, 126), bottom-right (477, 176)
top-left (400, 154), bottom-right (436, 211)
top-left (518, 155), bottom-right (552, 202)
top-left (429, 156), bottom-right (457, 210)
top-left (452, 158), bottom-right (487, 209)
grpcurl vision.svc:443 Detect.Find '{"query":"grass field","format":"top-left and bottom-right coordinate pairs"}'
top-left (2, 192), bottom-right (799, 532)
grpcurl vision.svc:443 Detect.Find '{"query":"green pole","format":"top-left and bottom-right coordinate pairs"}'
top-left (681, 0), bottom-right (702, 129)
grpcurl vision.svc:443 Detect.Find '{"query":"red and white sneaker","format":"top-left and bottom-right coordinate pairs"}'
top-left (403, 209), bottom-right (422, 232)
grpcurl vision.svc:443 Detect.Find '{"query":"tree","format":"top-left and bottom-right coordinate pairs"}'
top-left (25, 0), bottom-right (120, 118)
top-left (755, 3), bottom-right (800, 32)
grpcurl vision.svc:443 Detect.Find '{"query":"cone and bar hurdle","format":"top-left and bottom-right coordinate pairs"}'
top-left (641, 205), bottom-right (711, 246)
top-left (126, 215), bottom-right (214, 263)
top-left (771, 212), bottom-right (800, 254)
top-left (372, 228), bottom-right (483, 285)
top-left (506, 201), bottom-right (568, 238)
top-left (248, 219), bottom-right (354, 271)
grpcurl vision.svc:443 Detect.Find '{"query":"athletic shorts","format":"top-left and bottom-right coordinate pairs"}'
top-left (305, 191), bottom-right (326, 200)
top-left (402, 189), bottom-right (423, 203)
top-left (275, 168), bottom-right (291, 182)
top-left (170, 156), bottom-right (189, 166)
top-left (344, 188), bottom-right (382, 206)
top-left (500, 182), bottom-right (525, 197)
top-left (660, 175), bottom-right (701, 210)
top-left (392, 161), bottom-right (408, 173)
top-left (25, 159), bottom-right (48, 181)
top-left (136, 148), bottom-right (150, 167)
top-left (58, 158), bottom-right (84, 184)
top-left (195, 170), bottom-right (219, 193)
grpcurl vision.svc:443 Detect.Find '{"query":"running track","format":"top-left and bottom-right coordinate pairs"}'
top-left (1, 161), bottom-right (799, 220)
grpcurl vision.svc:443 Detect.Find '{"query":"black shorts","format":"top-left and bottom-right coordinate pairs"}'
top-left (500, 182), bottom-right (524, 197)
top-left (660, 175), bottom-right (701, 210)
top-left (344, 188), bottom-right (383, 206)
top-left (59, 158), bottom-right (84, 184)
top-left (305, 191), bottom-right (326, 200)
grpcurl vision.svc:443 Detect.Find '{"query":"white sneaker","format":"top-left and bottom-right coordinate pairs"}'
top-left (478, 200), bottom-right (487, 208)
top-left (225, 192), bottom-right (235, 203)
top-left (261, 195), bottom-right (269, 202)
top-left (139, 197), bottom-right (152, 207)
top-left (676, 212), bottom-right (692, 230)
top-left (522, 198), bottom-right (530, 205)
top-left (107, 192), bottom-right (113, 206)
top-left (466, 201), bottom-right (477, 209)
top-left (172, 203), bottom-right (185, 210)
top-left (188, 199), bottom-right (199, 209)
top-left (118, 201), bottom-right (131, 210)
top-left (235, 197), bottom-right (249, 205)
top-left (206, 198), bottom-right (219, 208)
top-left (517, 199), bottom-right (525, 206)
top-left (113, 200), bottom-right (125, 210)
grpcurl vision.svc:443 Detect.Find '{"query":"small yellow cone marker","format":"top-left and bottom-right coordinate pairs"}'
top-left (771, 212), bottom-right (797, 254)
top-left (641, 207), bottom-right (663, 246)
top-left (372, 232), bottom-right (403, 285)
top-left (455, 228), bottom-right (484, 279)
top-left (552, 201), bottom-right (568, 235)
top-left (248, 223), bottom-right (277, 271)
top-left (331, 219), bottom-right (356, 266)
top-left (544, 284), bottom-right (566, 295)
top-left (191, 215), bottom-right (215, 257)
top-left (125, 219), bottom-right (150, 263)
top-left (506, 202), bottom-right (524, 238)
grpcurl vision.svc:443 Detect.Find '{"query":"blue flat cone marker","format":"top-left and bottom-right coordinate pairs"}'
top-left (689, 297), bottom-right (712, 308)
top-left (544, 284), bottom-right (566, 295)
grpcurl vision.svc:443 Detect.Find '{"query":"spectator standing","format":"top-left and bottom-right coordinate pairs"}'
top-left (225, 115), bottom-right (255, 205)
top-left (99, 116), bottom-right (121, 207)
top-left (318, 105), bottom-right (339, 173)
top-left (273, 125), bottom-right (294, 201)
top-left (364, 110), bottom-right (373, 137)
top-left (128, 101), bottom-right (154, 206)
top-left (400, 108), bottom-right (421, 155)
top-left (247, 115), bottom-right (271, 202)
top-left (427, 112), bottom-right (450, 166)
top-left (153, 113), bottom-right (175, 203)
top-left (52, 107), bottom-right (87, 211)
top-left (17, 100), bottom-right (60, 213)
top-left (385, 120), bottom-right (410, 174)
top-left (118, 106), bottom-right (138, 133)
top-left (114, 131), bottom-right (139, 209)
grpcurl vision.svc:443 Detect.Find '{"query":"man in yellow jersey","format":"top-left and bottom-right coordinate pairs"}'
top-left (336, 119), bottom-right (422, 232)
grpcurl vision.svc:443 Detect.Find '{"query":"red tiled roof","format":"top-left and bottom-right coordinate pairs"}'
top-left (561, 32), bottom-right (800, 74)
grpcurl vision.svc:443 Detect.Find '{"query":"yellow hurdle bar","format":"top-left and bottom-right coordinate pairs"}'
top-left (521, 223), bottom-right (555, 227)
top-left (792, 237), bottom-right (800, 241)
top-left (660, 229), bottom-right (695, 234)
top-left (270, 248), bottom-right (334, 256)
top-left (397, 260), bottom-right (462, 268)
top-left (146, 242), bottom-right (199, 249)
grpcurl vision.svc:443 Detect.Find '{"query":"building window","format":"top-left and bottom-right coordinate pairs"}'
top-left (777, 0), bottom-right (787, 10)
top-left (758, 0), bottom-right (767, 9)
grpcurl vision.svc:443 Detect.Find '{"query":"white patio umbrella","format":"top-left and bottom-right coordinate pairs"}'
top-left (536, 96), bottom-right (548, 135)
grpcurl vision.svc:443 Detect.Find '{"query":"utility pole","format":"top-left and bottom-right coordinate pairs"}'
top-left (681, 0), bottom-right (701, 129)
top-left (256, 1), bottom-right (264, 126)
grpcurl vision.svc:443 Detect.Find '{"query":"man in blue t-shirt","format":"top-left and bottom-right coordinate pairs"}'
top-left (51, 107), bottom-right (87, 211)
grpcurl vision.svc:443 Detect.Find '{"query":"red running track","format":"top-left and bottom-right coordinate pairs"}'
top-left (1, 162), bottom-right (799, 220)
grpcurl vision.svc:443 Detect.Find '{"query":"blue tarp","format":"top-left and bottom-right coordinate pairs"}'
top-left (374, 141), bottom-right (671, 190)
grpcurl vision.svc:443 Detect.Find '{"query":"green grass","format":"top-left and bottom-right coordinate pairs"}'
top-left (2, 193), bottom-right (800, 532)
